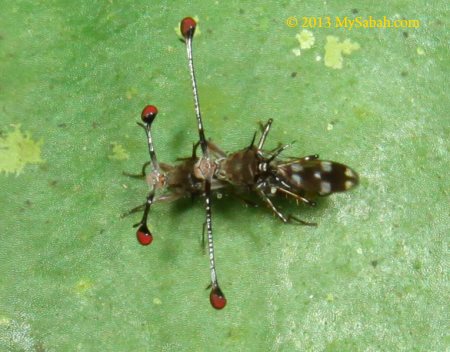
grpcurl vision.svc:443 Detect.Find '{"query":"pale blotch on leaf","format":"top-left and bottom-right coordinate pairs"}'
top-left (0, 315), bottom-right (11, 325)
top-left (324, 36), bottom-right (360, 69)
top-left (153, 297), bottom-right (162, 305)
top-left (292, 48), bottom-right (301, 57)
top-left (296, 30), bottom-right (315, 49)
top-left (0, 124), bottom-right (43, 175)
top-left (125, 87), bottom-right (138, 100)
top-left (109, 142), bottom-right (129, 161)
top-left (74, 279), bottom-right (94, 294)
top-left (416, 47), bottom-right (425, 55)
top-left (174, 15), bottom-right (201, 38)
top-left (326, 293), bottom-right (335, 302)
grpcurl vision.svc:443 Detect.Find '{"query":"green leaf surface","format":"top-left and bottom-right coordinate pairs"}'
top-left (0, 1), bottom-right (448, 351)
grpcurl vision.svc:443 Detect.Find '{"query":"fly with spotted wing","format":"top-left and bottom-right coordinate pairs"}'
top-left (126, 17), bottom-right (359, 310)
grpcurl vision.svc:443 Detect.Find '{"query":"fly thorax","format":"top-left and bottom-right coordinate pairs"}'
top-left (146, 170), bottom-right (167, 191)
top-left (194, 156), bottom-right (216, 181)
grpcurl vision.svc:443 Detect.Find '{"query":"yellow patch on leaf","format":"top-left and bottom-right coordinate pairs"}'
top-left (324, 36), bottom-right (360, 69)
top-left (0, 125), bottom-right (43, 175)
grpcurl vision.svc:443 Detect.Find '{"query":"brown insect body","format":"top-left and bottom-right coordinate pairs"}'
top-left (151, 130), bottom-right (359, 217)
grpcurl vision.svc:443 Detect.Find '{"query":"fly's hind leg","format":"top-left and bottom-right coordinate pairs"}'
top-left (256, 188), bottom-right (317, 227)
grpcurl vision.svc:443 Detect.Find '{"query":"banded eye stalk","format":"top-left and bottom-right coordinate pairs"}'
top-left (133, 105), bottom-right (161, 246)
top-left (180, 17), bottom-right (226, 310)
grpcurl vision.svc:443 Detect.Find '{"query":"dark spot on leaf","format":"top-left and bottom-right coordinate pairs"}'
top-left (57, 123), bottom-right (67, 128)
top-left (352, 8), bottom-right (358, 14)
top-left (239, 9), bottom-right (245, 14)
top-left (291, 72), bottom-right (297, 78)
top-left (39, 163), bottom-right (50, 172)
top-left (370, 260), bottom-right (378, 267)
top-left (403, 31), bottom-right (409, 38)
top-left (34, 341), bottom-right (46, 352)
top-left (401, 71), bottom-right (408, 77)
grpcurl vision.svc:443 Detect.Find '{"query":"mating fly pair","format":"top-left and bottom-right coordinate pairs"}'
top-left (129, 17), bottom-right (359, 310)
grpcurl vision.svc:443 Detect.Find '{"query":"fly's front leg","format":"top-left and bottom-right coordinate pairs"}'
top-left (121, 203), bottom-right (146, 218)
top-left (257, 119), bottom-right (273, 150)
top-left (123, 161), bottom-right (151, 179)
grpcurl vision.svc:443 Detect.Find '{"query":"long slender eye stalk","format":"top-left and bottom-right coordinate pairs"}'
top-left (180, 17), bottom-right (208, 157)
top-left (133, 104), bottom-right (161, 246)
top-left (140, 105), bottom-right (161, 174)
top-left (181, 17), bottom-right (227, 310)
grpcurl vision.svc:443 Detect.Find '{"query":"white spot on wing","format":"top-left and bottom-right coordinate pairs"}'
top-left (291, 163), bottom-right (303, 172)
top-left (321, 161), bottom-right (332, 172)
top-left (314, 171), bottom-right (322, 179)
top-left (320, 181), bottom-right (331, 195)
top-left (345, 180), bottom-right (354, 190)
top-left (292, 174), bottom-right (302, 185)
top-left (345, 168), bottom-right (355, 178)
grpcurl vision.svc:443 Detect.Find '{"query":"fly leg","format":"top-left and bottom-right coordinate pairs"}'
top-left (256, 187), bottom-right (317, 226)
top-left (123, 161), bottom-right (151, 179)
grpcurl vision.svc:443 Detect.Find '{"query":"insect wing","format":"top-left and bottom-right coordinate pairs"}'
top-left (276, 160), bottom-right (359, 196)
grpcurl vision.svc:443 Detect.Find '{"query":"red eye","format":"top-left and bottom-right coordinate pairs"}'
top-left (136, 224), bottom-right (153, 245)
top-left (141, 105), bottom-right (158, 124)
top-left (180, 17), bottom-right (196, 39)
top-left (210, 286), bottom-right (227, 310)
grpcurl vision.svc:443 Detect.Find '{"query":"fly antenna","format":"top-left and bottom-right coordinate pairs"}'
top-left (181, 17), bottom-right (226, 309)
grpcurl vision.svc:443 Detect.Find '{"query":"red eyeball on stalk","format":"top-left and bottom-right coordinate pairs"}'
top-left (136, 224), bottom-right (153, 246)
top-left (210, 286), bottom-right (227, 310)
top-left (141, 105), bottom-right (158, 125)
top-left (180, 17), bottom-right (196, 39)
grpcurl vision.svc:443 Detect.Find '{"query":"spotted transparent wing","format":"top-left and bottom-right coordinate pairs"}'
top-left (276, 159), bottom-right (359, 197)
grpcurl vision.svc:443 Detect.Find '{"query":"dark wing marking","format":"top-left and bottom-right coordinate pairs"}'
top-left (276, 159), bottom-right (359, 196)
